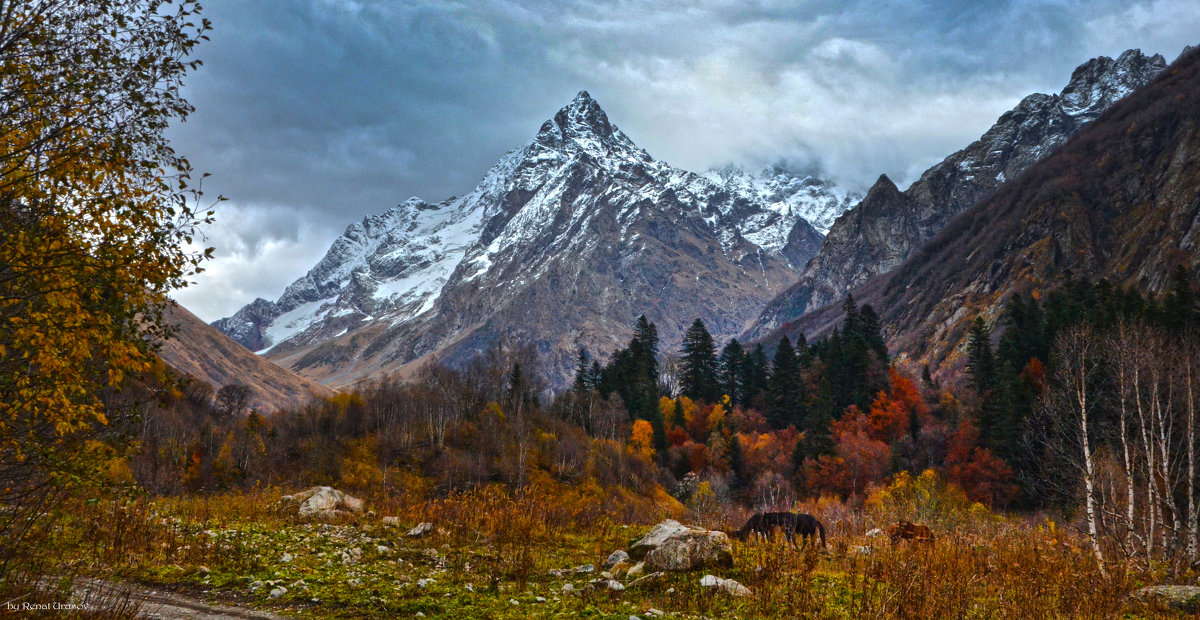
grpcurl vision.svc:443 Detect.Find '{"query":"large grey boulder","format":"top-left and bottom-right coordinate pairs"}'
top-left (1132, 585), bottom-right (1200, 614)
top-left (629, 519), bottom-right (734, 572)
top-left (280, 486), bottom-right (364, 518)
top-left (628, 520), bottom-right (691, 560)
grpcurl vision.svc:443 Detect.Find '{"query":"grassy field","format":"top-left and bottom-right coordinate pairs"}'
top-left (37, 477), bottom-right (1192, 619)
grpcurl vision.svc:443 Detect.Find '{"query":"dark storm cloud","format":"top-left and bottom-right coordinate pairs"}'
top-left (170, 0), bottom-right (1200, 321)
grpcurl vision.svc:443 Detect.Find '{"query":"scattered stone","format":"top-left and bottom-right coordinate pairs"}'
top-left (340, 548), bottom-right (363, 565)
top-left (417, 578), bottom-right (435, 588)
top-left (562, 583), bottom-right (576, 594)
top-left (666, 588), bottom-right (675, 594)
top-left (548, 564), bottom-right (596, 578)
top-left (509, 598), bottom-right (519, 605)
top-left (415, 613), bottom-right (425, 618)
top-left (626, 571), bottom-right (666, 589)
top-left (382, 516), bottom-right (400, 526)
top-left (850, 545), bottom-right (875, 556)
top-left (1132, 585), bottom-right (1200, 613)
top-left (377, 545), bottom-right (391, 554)
top-left (408, 522), bottom-right (435, 537)
top-left (604, 549), bottom-right (630, 568)
top-left (281, 552), bottom-right (293, 563)
top-left (625, 561), bottom-right (645, 580)
top-left (865, 528), bottom-right (885, 537)
top-left (536, 596), bottom-right (546, 602)
top-left (465, 584), bottom-right (474, 592)
top-left (629, 616), bottom-right (641, 620)
top-left (269, 586), bottom-right (287, 599)
top-left (699, 574), bottom-right (751, 597)
top-left (587, 578), bottom-right (625, 592)
top-left (645, 609), bottom-right (664, 618)
top-left (249, 581), bottom-right (263, 591)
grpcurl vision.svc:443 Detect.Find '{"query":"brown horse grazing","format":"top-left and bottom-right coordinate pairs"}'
top-left (885, 521), bottom-right (934, 545)
top-left (734, 512), bottom-right (826, 548)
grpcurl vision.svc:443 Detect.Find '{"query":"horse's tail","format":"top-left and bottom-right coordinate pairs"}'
top-left (818, 521), bottom-right (826, 548)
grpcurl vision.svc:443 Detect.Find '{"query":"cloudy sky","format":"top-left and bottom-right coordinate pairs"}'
top-left (169, 0), bottom-right (1200, 322)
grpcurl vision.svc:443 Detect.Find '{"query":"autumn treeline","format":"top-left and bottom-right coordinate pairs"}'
top-left (132, 342), bottom-right (666, 509)
top-left (133, 271), bottom-right (1200, 570)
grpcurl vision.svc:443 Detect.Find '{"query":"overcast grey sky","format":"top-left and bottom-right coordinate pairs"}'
top-left (169, 0), bottom-right (1200, 322)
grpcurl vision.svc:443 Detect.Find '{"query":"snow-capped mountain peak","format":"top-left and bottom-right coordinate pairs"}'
top-left (214, 91), bottom-right (835, 386)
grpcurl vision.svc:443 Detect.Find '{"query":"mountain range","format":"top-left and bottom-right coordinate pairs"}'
top-left (768, 46), bottom-right (1200, 374)
top-left (213, 92), bottom-right (852, 387)
top-left (206, 46), bottom-right (1185, 394)
top-left (743, 49), bottom-right (1168, 341)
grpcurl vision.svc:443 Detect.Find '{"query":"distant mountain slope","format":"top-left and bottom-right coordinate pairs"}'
top-left (158, 303), bottom-right (335, 412)
top-left (215, 92), bottom-right (833, 388)
top-left (744, 49), bottom-right (1167, 340)
top-left (766, 46), bottom-right (1200, 373)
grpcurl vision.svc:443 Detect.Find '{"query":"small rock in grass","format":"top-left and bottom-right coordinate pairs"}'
top-left (281, 552), bottom-right (293, 563)
top-left (625, 562), bottom-right (645, 580)
top-left (645, 609), bottom-right (664, 618)
top-left (417, 578), bottom-right (435, 588)
top-left (465, 584), bottom-right (474, 592)
top-left (407, 522), bottom-right (434, 537)
top-left (382, 516), bottom-right (400, 526)
top-left (509, 599), bottom-right (519, 605)
top-left (699, 574), bottom-right (751, 597)
top-left (269, 586), bottom-right (287, 599)
top-left (415, 613), bottom-right (425, 618)
top-left (603, 550), bottom-right (630, 569)
top-left (536, 596), bottom-right (546, 603)
top-left (587, 578), bottom-right (624, 592)
top-left (666, 588), bottom-right (675, 594)
top-left (377, 545), bottom-right (391, 554)
top-left (561, 583), bottom-right (576, 594)
top-left (1132, 585), bottom-right (1200, 613)
top-left (865, 528), bottom-right (884, 537)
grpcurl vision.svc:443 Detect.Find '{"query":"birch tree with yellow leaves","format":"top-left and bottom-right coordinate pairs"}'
top-left (0, 0), bottom-right (212, 576)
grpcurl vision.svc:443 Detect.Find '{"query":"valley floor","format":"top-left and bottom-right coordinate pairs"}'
top-left (32, 487), bottom-right (1196, 619)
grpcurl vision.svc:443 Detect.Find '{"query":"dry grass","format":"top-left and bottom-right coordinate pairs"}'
top-left (34, 475), bottom-right (1190, 619)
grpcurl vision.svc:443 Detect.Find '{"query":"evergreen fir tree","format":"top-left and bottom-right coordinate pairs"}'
top-left (967, 317), bottom-right (997, 394)
top-left (767, 336), bottom-right (805, 428)
top-left (741, 344), bottom-right (770, 406)
top-left (680, 318), bottom-right (720, 402)
top-left (587, 360), bottom-right (603, 391)
top-left (728, 432), bottom-right (746, 490)
top-left (573, 347), bottom-right (590, 392)
top-left (860, 304), bottom-right (888, 362)
top-left (718, 339), bottom-right (746, 405)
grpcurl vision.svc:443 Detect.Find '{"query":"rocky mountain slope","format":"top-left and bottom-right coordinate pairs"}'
top-left (702, 165), bottom-right (859, 235)
top-left (766, 46), bottom-right (1200, 373)
top-left (157, 303), bottom-right (335, 412)
top-left (215, 92), bottom-right (835, 388)
top-left (744, 49), bottom-right (1168, 340)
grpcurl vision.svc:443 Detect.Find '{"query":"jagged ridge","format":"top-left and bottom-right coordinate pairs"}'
top-left (744, 48), bottom-right (1168, 341)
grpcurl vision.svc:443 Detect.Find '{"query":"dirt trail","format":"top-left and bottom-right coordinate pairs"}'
top-left (71, 579), bottom-right (288, 619)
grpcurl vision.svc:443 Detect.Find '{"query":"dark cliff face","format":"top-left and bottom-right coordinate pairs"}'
top-left (769, 47), bottom-right (1200, 375)
top-left (215, 92), bottom-right (828, 389)
top-left (743, 49), bottom-right (1168, 341)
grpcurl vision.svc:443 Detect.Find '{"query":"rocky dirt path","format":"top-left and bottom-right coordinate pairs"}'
top-left (71, 579), bottom-right (289, 619)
